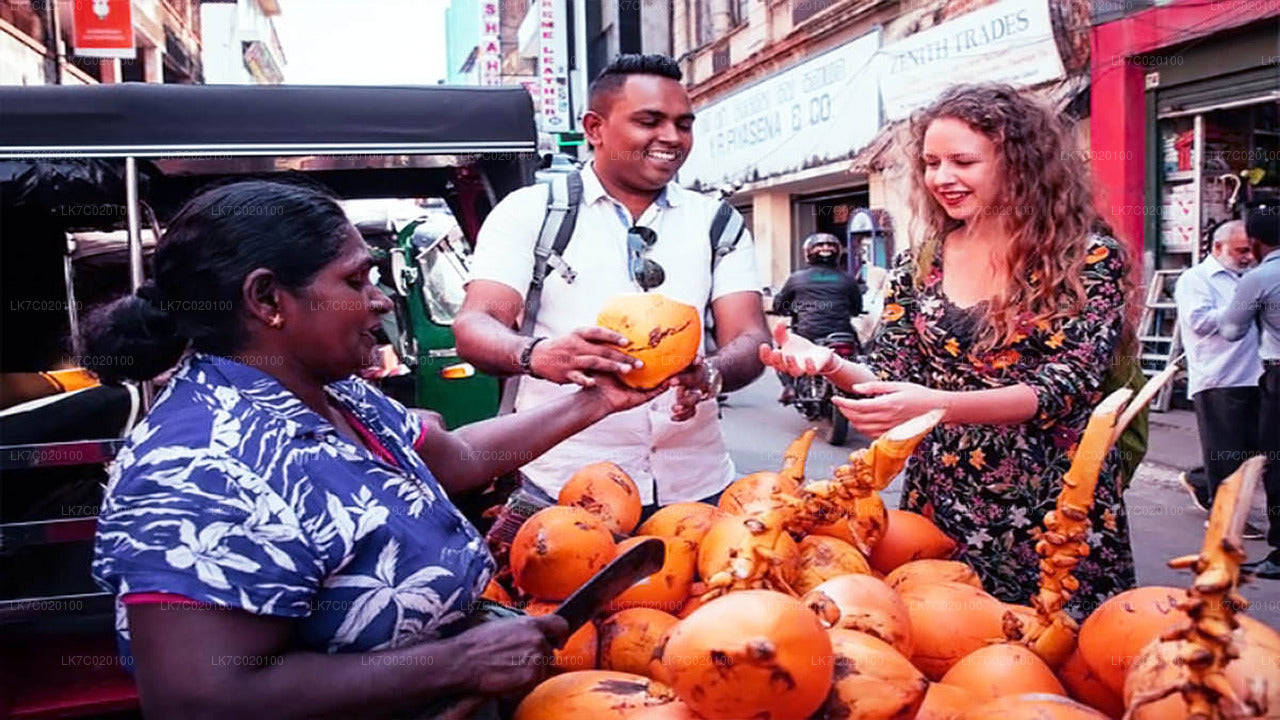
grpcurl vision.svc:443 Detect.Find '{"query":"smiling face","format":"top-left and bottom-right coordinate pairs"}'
top-left (277, 226), bottom-right (393, 381)
top-left (921, 117), bottom-right (1007, 224)
top-left (584, 74), bottom-right (695, 195)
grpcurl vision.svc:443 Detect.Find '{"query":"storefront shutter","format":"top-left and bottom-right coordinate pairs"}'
top-left (1156, 66), bottom-right (1280, 118)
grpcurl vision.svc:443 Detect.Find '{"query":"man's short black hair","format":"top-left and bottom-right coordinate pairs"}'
top-left (1247, 202), bottom-right (1279, 248)
top-left (588, 54), bottom-right (683, 114)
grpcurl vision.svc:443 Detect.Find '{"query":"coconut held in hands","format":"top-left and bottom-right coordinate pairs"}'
top-left (597, 293), bottom-right (701, 390)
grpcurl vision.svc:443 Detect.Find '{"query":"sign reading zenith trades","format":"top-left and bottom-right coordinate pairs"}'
top-left (878, 0), bottom-right (1065, 120)
top-left (72, 0), bottom-right (136, 59)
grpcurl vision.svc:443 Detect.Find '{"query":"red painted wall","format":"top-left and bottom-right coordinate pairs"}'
top-left (1089, 0), bottom-right (1276, 262)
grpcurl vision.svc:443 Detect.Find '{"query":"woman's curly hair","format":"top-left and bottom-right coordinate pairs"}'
top-left (905, 83), bottom-right (1137, 356)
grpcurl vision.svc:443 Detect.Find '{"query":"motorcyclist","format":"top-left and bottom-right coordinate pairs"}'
top-left (770, 233), bottom-right (863, 403)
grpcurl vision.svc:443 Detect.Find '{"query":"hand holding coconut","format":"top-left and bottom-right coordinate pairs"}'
top-left (582, 371), bottom-right (671, 415)
top-left (527, 326), bottom-right (644, 387)
top-left (594, 292), bottom-right (711, 422)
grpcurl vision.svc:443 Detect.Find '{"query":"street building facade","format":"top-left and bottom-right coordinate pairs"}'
top-left (200, 0), bottom-right (285, 84)
top-left (1090, 0), bottom-right (1278, 407)
top-left (1, 0), bottom-right (205, 85)
top-left (1090, 1), bottom-right (1278, 271)
top-left (672, 0), bottom-right (1092, 322)
top-left (446, 0), bottom-right (670, 151)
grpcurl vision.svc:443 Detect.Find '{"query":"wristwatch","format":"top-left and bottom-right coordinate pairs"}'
top-left (519, 337), bottom-right (546, 377)
top-left (704, 361), bottom-right (723, 398)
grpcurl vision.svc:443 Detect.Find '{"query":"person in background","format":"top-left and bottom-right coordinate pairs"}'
top-left (770, 232), bottom-right (864, 404)
top-left (1173, 220), bottom-right (1263, 538)
top-left (1220, 204), bottom-right (1280, 578)
top-left (86, 180), bottom-right (664, 718)
top-left (454, 54), bottom-right (769, 514)
top-left (758, 83), bottom-right (1138, 614)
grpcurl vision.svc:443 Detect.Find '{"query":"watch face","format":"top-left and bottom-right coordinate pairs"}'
top-left (707, 366), bottom-right (723, 396)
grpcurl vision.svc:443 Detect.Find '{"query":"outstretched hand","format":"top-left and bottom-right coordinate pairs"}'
top-left (757, 323), bottom-right (836, 377)
top-left (585, 371), bottom-right (669, 414)
top-left (832, 381), bottom-right (947, 438)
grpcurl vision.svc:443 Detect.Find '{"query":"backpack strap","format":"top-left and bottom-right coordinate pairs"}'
top-left (704, 201), bottom-right (746, 348)
top-left (709, 200), bottom-right (746, 274)
top-left (498, 170), bottom-right (583, 416)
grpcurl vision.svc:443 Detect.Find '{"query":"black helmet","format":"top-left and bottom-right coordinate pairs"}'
top-left (803, 233), bottom-right (841, 266)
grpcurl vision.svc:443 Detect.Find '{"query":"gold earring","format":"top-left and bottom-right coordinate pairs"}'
top-left (268, 314), bottom-right (284, 329)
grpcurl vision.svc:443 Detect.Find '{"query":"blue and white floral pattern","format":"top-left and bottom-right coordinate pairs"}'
top-left (93, 354), bottom-right (494, 660)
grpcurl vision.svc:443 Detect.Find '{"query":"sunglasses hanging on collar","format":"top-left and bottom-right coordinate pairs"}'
top-left (627, 225), bottom-right (666, 291)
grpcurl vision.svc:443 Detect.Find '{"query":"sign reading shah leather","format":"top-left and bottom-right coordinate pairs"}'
top-left (879, 0), bottom-right (1065, 120)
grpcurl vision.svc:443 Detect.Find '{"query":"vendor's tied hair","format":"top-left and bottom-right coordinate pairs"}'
top-left (907, 83), bottom-right (1137, 355)
top-left (588, 53), bottom-right (683, 115)
top-left (82, 180), bottom-right (350, 383)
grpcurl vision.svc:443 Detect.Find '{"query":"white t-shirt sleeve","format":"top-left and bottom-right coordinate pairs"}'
top-left (710, 224), bottom-right (762, 301)
top-left (469, 183), bottom-right (549, 301)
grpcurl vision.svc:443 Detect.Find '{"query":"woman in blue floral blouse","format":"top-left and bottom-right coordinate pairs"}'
top-left (85, 180), bottom-right (666, 718)
top-left (761, 83), bottom-right (1139, 615)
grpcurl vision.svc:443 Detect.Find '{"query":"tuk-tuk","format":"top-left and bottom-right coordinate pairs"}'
top-left (0, 82), bottom-right (540, 718)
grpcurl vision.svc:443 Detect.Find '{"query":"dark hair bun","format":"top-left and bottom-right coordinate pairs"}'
top-left (81, 294), bottom-right (188, 384)
top-left (76, 180), bottom-right (350, 382)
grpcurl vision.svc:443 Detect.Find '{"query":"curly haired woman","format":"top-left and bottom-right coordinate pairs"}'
top-left (761, 83), bottom-right (1139, 614)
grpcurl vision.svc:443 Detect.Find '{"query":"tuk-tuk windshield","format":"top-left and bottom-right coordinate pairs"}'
top-left (412, 222), bottom-right (471, 326)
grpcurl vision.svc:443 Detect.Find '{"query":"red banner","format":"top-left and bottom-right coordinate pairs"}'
top-left (72, 0), bottom-right (136, 59)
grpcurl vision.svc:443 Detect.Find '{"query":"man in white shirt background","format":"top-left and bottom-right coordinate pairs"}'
top-left (1173, 219), bottom-right (1262, 537)
top-left (455, 54), bottom-right (769, 513)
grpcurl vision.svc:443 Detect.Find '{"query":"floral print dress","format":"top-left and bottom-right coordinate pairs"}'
top-left (865, 235), bottom-right (1137, 615)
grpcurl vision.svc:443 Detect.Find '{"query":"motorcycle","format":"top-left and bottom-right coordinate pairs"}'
top-left (788, 331), bottom-right (861, 446)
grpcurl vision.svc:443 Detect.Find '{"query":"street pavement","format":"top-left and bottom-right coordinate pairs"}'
top-left (719, 371), bottom-right (1280, 629)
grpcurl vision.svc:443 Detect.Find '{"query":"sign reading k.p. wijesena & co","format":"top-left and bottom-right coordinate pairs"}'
top-left (679, 29), bottom-right (881, 190)
top-left (879, 0), bottom-right (1065, 120)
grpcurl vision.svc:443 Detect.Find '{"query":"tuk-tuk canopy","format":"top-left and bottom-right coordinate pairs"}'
top-left (0, 83), bottom-right (537, 158)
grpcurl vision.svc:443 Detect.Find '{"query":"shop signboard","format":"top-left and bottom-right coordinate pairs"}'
top-left (478, 0), bottom-right (501, 86)
top-left (243, 40), bottom-right (284, 85)
top-left (680, 29), bottom-right (880, 189)
top-left (71, 0), bottom-right (136, 59)
top-left (879, 0), bottom-right (1064, 120)
top-left (539, 0), bottom-right (571, 132)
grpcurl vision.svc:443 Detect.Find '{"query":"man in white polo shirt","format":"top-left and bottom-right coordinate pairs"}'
top-left (455, 54), bottom-right (769, 512)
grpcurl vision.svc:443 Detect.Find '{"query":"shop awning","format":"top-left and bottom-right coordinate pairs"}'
top-left (0, 83), bottom-right (538, 158)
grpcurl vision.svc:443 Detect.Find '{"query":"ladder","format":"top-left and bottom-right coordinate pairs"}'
top-left (1137, 269), bottom-right (1184, 412)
